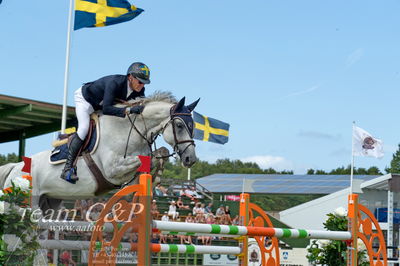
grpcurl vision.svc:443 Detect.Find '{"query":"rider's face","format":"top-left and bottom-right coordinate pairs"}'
top-left (128, 75), bottom-right (144, 92)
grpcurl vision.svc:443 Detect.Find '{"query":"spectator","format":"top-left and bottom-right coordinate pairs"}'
top-left (74, 200), bottom-right (83, 219)
top-left (199, 203), bottom-right (206, 214)
top-left (168, 201), bottom-right (179, 220)
top-left (166, 185), bottom-right (176, 196)
top-left (232, 215), bottom-right (240, 225)
top-left (215, 205), bottom-right (225, 217)
top-left (205, 213), bottom-right (214, 224)
top-left (151, 200), bottom-right (160, 219)
top-left (196, 214), bottom-right (206, 224)
top-left (189, 186), bottom-right (202, 199)
top-left (179, 232), bottom-right (191, 244)
top-left (151, 232), bottom-right (160, 244)
top-left (80, 199), bottom-right (88, 219)
top-left (128, 230), bottom-right (138, 243)
top-left (182, 213), bottom-right (194, 244)
top-left (220, 214), bottom-right (230, 225)
top-left (161, 211), bottom-right (169, 222)
top-left (185, 186), bottom-right (200, 199)
top-left (224, 205), bottom-right (231, 217)
top-left (87, 198), bottom-right (94, 207)
top-left (205, 202), bottom-right (213, 214)
top-left (155, 184), bottom-right (167, 196)
top-left (160, 212), bottom-right (169, 244)
top-left (181, 187), bottom-right (195, 201)
top-left (185, 212), bottom-right (194, 223)
top-left (154, 186), bottom-right (164, 196)
top-left (225, 205), bottom-right (232, 223)
top-left (57, 206), bottom-right (68, 221)
top-left (195, 214), bottom-right (208, 245)
top-left (60, 250), bottom-right (77, 266)
top-left (192, 202), bottom-right (202, 215)
top-left (86, 199), bottom-right (105, 222)
top-left (176, 197), bottom-right (190, 210)
top-left (204, 213), bottom-right (214, 245)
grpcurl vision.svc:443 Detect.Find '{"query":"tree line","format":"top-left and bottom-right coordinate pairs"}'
top-left (163, 159), bottom-right (385, 179)
top-left (0, 153), bottom-right (19, 166)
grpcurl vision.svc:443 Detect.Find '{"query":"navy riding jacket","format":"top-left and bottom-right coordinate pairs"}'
top-left (81, 75), bottom-right (145, 118)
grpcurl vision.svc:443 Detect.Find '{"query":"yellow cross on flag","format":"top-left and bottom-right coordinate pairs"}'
top-left (74, 0), bottom-right (144, 30)
top-left (193, 111), bottom-right (229, 144)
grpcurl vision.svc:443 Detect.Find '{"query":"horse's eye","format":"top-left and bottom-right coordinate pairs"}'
top-left (176, 123), bottom-right (184, 129)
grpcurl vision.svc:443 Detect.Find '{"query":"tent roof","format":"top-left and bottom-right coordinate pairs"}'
top-left (0, 94), bottom-right (76, 143)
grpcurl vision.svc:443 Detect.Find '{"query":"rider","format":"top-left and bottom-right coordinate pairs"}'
top-left (60, 62), bottom-right (151, 183)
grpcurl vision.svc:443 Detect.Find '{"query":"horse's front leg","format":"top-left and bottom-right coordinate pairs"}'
top-left (108, 155), bottom-right (142, 178)
top-left (151, 147), bottom-right (170, 186)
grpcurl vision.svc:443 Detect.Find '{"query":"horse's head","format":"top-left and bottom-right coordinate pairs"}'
top-left (162, 97), bottom-right (200, 167)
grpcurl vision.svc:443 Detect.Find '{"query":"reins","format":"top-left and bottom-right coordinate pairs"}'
top-left (124, 113), bottom-right (155, 159)
top-left (123, 103), bottom-right (196, 160)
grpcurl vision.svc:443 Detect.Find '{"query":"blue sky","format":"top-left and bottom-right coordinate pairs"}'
top-left (0, 0), bottom-right (399, 174)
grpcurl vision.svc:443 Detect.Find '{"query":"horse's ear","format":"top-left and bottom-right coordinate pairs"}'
top-left (187, 98), bottom-right (200, 112)
top-left (175, 97), bottom-right (186, 111)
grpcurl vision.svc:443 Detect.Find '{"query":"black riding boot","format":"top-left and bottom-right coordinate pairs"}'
top-left (60, 133), bottom-right (84, 184)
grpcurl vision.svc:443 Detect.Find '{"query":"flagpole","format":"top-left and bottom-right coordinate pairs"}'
top-left (61, 0), bottom-right (74, 134)
top-left (350, 121), bottom-right (355, 194)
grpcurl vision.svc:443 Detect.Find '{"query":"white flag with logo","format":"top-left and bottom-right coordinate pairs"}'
top-left (353, 126), bottom-right (384, 158)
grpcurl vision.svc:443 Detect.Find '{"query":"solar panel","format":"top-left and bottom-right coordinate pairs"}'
top-left (196, 174), bottom-right (380, 194)
top-left (253, 180), bottom-right (286, 186)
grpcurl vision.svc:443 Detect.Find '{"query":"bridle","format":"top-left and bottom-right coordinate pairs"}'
top-left (123, 103), bottom-right (195, 159)
top-left (161, 106), bottom-right (196, 158)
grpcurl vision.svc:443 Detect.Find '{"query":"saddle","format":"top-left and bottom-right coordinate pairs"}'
top-left (50, 113), bottom-right (119, 195)
top-left (49, 114), bottom-right (100, 164)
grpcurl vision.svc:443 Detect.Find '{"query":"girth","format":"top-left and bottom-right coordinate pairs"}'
top-left (82, 152), bottom-right (120, 196)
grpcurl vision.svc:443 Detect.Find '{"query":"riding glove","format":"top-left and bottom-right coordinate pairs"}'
top-left (130, 105), bottom-right (145, 114)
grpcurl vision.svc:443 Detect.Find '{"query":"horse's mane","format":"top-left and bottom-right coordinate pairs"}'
top-left (115, 91), bottom-right (177, 108)
top-left (141, 91), bottom-right (177, 105)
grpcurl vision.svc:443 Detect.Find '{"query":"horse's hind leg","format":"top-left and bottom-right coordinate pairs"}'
top-left (0, 163), bottom-right (17, 189)
top-left (39, 195), bottom-right (63, 214)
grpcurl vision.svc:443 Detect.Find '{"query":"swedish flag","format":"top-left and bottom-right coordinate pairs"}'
top-left (193, 111), bottom-right (230, 144)
top-left (74, 0), bottom-right (144, 30)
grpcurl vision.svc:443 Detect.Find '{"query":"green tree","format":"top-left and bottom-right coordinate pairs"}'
top-left (163, 158), bottom-right (293, 179)
top-left (329, 165), bottom-right (351, 175)
top-left (163, 158), bottom-right (382, 180)
top-left (386, 144), bottom-right (400, 174)
top-left (0, 153), bottom-right (19, 166)
top-left (315, 169), bottom-right (328, 175)
top-left (366, 166), bottom-right (382, 175)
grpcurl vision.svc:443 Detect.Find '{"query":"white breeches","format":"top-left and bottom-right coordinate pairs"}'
top-left (74, 87), bottom-right (94, 140)
top-left (168, 211), bottom-right (179, 220)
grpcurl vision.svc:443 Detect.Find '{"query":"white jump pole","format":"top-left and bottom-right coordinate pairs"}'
top-left (153, 220), bottom-right (352, 240)
top-left (39, 240), bottom-right (241, 255)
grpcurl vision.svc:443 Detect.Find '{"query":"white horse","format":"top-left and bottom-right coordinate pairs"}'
top-left (0, 92), bottom-right (199, 210)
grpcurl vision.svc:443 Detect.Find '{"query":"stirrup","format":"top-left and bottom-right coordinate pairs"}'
top-left (60, 168), bottom-right (79, 184)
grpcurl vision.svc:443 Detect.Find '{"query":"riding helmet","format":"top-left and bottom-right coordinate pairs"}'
top-left (127, 62), bottom-right (151, 84)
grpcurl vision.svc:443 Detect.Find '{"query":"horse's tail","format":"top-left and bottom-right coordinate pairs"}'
top-left (0, 163), bottom-right (17, 189)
